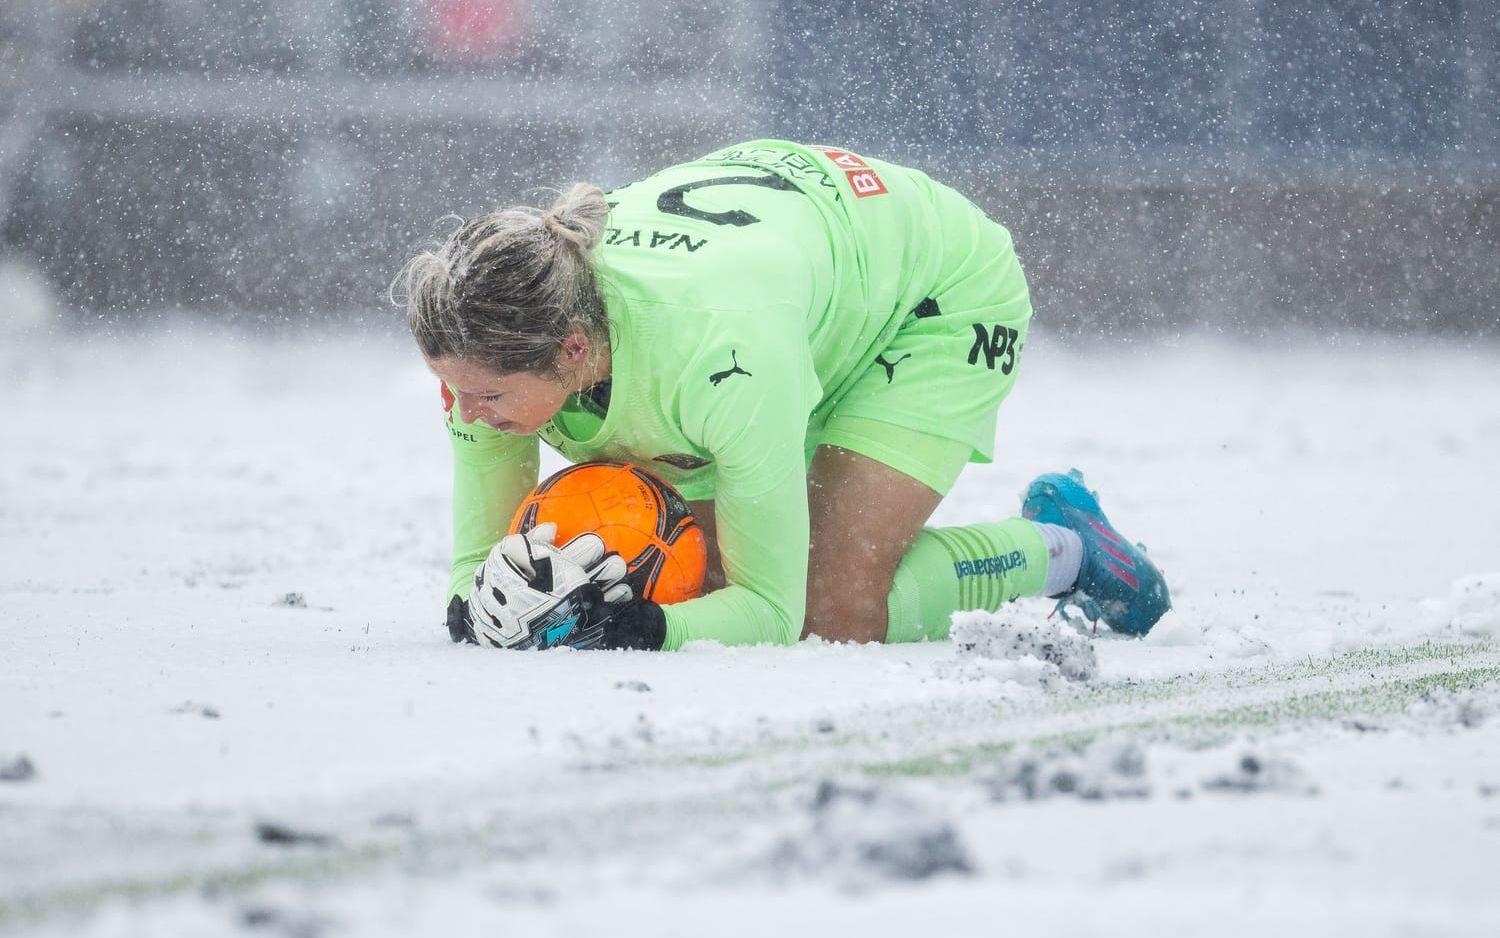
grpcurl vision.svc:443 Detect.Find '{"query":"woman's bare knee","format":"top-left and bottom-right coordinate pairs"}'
top-left (803, 553), bottom-right (898, 643)
top-left (800, 446), bottom-right (941, 643)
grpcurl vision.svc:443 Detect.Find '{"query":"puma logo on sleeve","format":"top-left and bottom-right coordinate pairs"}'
top-left (874, 352), bottom-right (912, 383)
top-left (709, 350), bottom-right (752, 386)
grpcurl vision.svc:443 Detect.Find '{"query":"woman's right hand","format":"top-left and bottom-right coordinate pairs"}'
top-left (467, 524), bottom-right (631, 650)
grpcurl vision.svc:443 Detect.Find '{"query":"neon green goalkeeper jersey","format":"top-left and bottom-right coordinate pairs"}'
top-left (445, 139), bottom-right (990, 649)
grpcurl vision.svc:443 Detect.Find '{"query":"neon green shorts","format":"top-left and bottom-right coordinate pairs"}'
top-left (813, 205), bottom-right (1033, 496)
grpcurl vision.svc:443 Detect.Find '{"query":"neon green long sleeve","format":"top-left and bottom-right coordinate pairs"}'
top-left (444, 401), bottom-right (539, 603)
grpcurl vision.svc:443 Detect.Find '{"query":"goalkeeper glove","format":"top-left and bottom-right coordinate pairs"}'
top-left (465, 523), bottom-right (666, 651)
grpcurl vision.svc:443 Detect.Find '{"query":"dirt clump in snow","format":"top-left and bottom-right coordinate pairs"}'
top-left (1199, 750), bottom-right (1320, 795)
top-left (981, 742), bottom-right (1151, 803)
top-left (0, 754), bottom-right (36, 782)
top-left (764, 780), bottom-right (973, 887)
top-left (936, 611), bottom-right (1098, 687)
top-left (981, 740), bottom-right (1322, 802)
top-left (170, 700), bottom-right (221, 719)
top-left (239, 904), bottom-right (335, 937)
top-left (1406, 687), bottom-right (1493, 729)
top-left (255, 821), bottom-right (336, 847)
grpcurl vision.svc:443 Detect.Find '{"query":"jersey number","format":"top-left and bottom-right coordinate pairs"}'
top-left (656, 173), bottom-right (798, 228)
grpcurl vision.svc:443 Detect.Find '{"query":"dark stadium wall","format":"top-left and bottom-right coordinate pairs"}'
top-left (2, 0), bottom-right (1496, 334)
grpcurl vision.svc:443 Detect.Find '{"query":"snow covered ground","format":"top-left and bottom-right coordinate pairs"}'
top-left (2, 324), bottom-right (1499, 937)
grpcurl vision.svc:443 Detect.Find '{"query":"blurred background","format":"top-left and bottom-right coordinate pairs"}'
top-left (0, 0), bottom-right (1495, 335)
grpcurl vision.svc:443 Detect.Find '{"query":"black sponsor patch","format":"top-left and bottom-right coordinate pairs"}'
top-left (967, 324), bottom-right (1020, 374)
top-left (654, 453), bottom-right (712, 470)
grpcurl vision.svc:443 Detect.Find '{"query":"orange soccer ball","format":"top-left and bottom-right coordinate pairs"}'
top-left (508, 462), bottom-right (707, 604)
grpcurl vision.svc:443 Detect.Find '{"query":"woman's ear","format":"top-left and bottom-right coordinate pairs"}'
top-left (559, 332), bottom-right (591, 364)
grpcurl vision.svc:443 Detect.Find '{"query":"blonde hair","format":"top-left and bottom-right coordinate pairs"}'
top-left (393, 183), bottom-right (611, 376)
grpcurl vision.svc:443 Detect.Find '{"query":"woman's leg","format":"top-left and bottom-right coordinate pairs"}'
top-left (802, 445), bottom-right (945, 643)
top-left (690, 448), bottom-right (948, 644)
top-left (692, 451), bottom-right (1061, 644)
top-left (696, 448), bottom-right (951, 643)
top-left (802, 434), bottom-right (1059, 644)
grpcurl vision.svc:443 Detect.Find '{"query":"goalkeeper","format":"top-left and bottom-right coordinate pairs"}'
top-left (393, 140), bottom-right (1170, 651)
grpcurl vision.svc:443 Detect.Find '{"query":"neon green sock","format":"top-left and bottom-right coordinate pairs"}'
top-left (884, 520), bottom-right (1051, 643)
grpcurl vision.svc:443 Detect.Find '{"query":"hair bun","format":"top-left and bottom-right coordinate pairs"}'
top-left (543, 184), bottom-right (609, 252)
top-left (540, 211), bottom-right (586, 246)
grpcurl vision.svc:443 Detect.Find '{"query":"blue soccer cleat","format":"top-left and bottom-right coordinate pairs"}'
top-left (1020, 469), bottom-right (1171, 636)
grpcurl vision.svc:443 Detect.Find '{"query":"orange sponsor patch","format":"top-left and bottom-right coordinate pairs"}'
top-left (811, 146), bottom-right (888, 198)
top-left (845, 168), bottom-right (888, 198)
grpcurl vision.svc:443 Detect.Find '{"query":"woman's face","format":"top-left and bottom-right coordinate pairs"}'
top-left (425, 354), bottom-right (571, 436)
